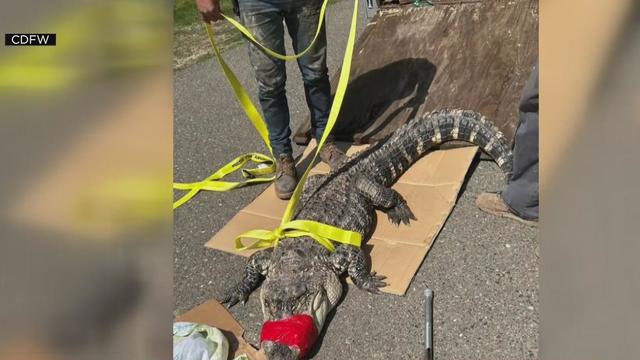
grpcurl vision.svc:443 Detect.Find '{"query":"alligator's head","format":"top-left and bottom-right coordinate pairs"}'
top-left (258, 249), bottom-right (342, 360)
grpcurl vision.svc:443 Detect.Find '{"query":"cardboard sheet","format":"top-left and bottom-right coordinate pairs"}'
top-left (206, 142), bottom-right (478, 295)
top-left (176, 299), bottom-right (266, 360)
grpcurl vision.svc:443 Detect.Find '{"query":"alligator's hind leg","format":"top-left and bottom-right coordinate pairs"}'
top-left (355, 175), bottom-right (417, 226)
top-left (330, 245), bottom-right (387, 294)
top-left (219, 249), bottom-right (272, 308)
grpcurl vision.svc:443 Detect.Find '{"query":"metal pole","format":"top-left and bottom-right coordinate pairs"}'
top-left (364, 0), bottom-right (378, 19)
top-left (424, 288), bottom-right (434, 360)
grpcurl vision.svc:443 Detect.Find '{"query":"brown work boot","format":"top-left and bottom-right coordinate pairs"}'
top-left (475, 192), bottom-right (538, 227)
top-left (319, 142), bottom-right (348, 169)
top-left (274, 153), bottom-right (298, 200)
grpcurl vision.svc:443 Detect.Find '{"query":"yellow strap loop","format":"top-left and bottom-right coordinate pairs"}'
top-left (235, 0), bottom-right (362, 251)
top-left (173, 152), bottom-right (275, 209)
top-left (220, 0), bottom-right (330, 61)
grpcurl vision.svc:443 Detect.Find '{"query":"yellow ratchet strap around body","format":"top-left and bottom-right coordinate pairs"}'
top-left (235, 0), bottom-right (361, 252)
top-left (172, 23), bottom-right (277, 210)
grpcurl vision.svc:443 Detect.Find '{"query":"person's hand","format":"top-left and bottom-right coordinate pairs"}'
top-left (196, 0), bottom-right (224, 23)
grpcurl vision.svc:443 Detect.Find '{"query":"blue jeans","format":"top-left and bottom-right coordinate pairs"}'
top-left (238, 0), bottom-right (332, 156)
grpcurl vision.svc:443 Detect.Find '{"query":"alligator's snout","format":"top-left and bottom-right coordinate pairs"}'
top-left (260, 314), bottom-right (318, 359)
top-left (262, 341), bottom-right (299, 360)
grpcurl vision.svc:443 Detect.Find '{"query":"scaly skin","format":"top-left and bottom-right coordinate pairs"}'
top-left (220, 109), bottom-right (513, 360)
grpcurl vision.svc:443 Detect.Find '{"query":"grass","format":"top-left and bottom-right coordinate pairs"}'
top-left (174, 0), bottom-right (235, 28)
top-left (173, 0), bottom-right (242, 69)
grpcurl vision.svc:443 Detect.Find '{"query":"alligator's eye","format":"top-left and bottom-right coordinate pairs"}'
top-left (269, 301), bottom-right (279, 313)
top-left (291, 284), bottom-right (307, 299)
top-left (288, 298), bottom-right (299, 309)
top-left (264, 298), bottom-right (277, 313)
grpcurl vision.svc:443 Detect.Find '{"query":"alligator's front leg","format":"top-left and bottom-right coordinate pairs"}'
top-left (354, 175), bottom-right (417, 226)
top-left (219, 249), bottom-right (272, 307)
top-left (330, 245), bottom-right (387, 294)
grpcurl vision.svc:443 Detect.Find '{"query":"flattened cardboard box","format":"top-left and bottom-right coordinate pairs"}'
top-left (207, 142), bottom-right (478, 295)
top-left (176, 299), bottom-right (266, 360)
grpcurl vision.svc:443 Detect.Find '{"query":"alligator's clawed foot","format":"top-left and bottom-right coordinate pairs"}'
top-left (387, 201), bottom-right (417, 226)
top-left (354, 271), bottom-right (387, 294)
top-left (219, 288), bottom-right (249, 308)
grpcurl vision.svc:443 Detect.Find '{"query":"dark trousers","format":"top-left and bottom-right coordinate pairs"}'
top-left (502, 61), bottom-right (539, 220)
top-left (238, 0), bottom-right (332, 156)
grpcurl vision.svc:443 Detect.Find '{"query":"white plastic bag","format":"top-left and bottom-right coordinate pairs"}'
top-left (173, 322), bottom-right (229, 360)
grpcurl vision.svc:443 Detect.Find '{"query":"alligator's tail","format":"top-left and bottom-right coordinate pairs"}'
top-left (355, 109), bottom-right (513, 187)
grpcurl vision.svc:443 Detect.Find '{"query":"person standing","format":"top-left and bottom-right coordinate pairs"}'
top-left (476, 60), bottom-right (539, 225)
top-left (196, 0), bottom-right (347, 199)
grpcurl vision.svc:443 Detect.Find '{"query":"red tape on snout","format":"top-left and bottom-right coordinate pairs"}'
top-left (259, 314), bottom-right (318, 359)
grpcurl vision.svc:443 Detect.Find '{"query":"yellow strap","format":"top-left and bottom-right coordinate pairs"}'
top-left (220, 0), bottom-right (330, 61)
top-left (203, 24), bottom-right (273, 151)
top-left (172, 24), bottom-right (276, 209)
top-left (173, 152), bottom-right (275, 209)
top-left (235, 219), bottom-right (361, 252)
top-left (235, 0), bottom-right (362, 251)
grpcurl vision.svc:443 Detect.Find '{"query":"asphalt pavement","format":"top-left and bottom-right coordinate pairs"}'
top-left (174, 1), bottom-right (538, 359)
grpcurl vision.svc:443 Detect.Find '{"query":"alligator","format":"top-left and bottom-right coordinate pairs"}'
top-left (220, 109), bottom-right (513, 360)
